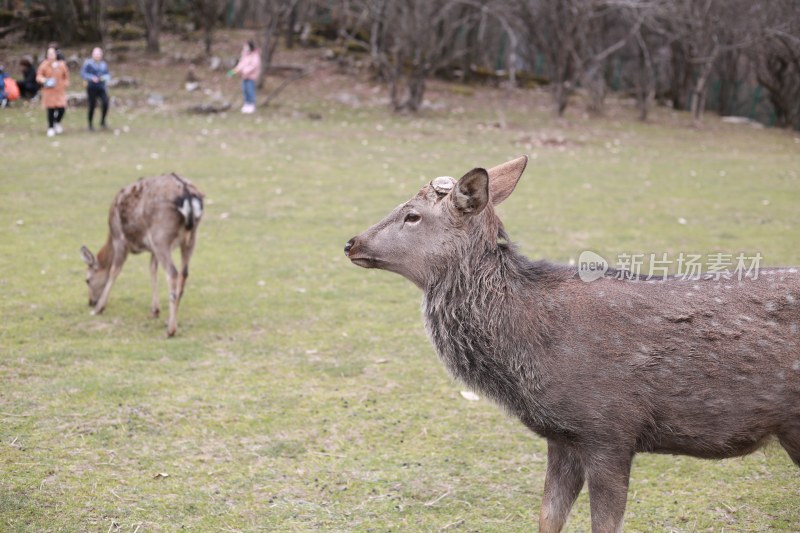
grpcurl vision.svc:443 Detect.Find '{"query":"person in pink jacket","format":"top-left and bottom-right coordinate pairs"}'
top-left (228, 41), bottom-right (261, 114)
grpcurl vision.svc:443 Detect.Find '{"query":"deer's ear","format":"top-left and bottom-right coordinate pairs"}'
top-left (488, 155), bottom-right (528, 205)
top-left (453, 168), bottom-right (489, 215)
top-left (80, 246), bottom-right (96, 267)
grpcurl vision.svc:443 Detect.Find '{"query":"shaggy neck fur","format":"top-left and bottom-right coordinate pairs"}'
top-left (422, 206), bottom-right (574, 435)
top-left (96, 234), bottom-right (114, 272)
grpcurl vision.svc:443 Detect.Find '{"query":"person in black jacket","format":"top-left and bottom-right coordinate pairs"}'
top-left (17, 59), bottom-right (40, 99)
top-left (80, 47), bottom-right (111, 131)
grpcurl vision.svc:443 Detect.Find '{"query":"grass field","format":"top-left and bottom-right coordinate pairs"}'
top-left (1, 36), bottom-right (799, 531)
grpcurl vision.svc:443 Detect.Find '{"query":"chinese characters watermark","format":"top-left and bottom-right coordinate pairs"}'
top-left (577, 251), bottom-right (763, 283)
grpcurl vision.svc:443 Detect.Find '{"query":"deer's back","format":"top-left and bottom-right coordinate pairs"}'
top-left (110, 173), bottom-right (203, 254)
top-left (546, 270), bottom-right (800, 456)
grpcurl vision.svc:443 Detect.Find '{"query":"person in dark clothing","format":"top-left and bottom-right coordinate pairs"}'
top-left (0, 66), bottom-right (7, 107)
top-left (17, 59), bottom-right (39, 99)
top-left (80, 47), bottom-right (110, 131)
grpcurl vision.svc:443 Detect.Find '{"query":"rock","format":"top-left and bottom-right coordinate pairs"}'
top-left (146, 93), bottom-right (164, 106)
top-left (332, 91), bottom-right (360, 107)
top-left (67, 92), bottom-right (88, 107)
top-left (185, 82), bottom-right (200, 92)
top-left (186, 64), bottom-right (200, 83)
top-left (188, 100), bottom-right (231, 114)
top-left (421, 99), bottom-right (447, 111)
top-left (108, 76), bottom-right (138, 88)
top-left (66, 54), bottom-right (81, 70)
top-left (721, 116), bottom-right (763, 128)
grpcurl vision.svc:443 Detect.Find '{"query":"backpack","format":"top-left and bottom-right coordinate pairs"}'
top-left (4, 78), bottom-right (20, 101)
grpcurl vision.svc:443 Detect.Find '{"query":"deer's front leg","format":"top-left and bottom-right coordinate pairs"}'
top-left (585, 450), bottom-right (633, 533)
top-left (540, 440), bottom-right (585, 533)
top-left (92, 262), bottom-right (123, 315)
top-left (149, 254), bottom-right (160, 318)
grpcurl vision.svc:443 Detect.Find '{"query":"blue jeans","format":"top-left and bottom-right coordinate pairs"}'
top-left (242, 79), bottom-right (255, 105)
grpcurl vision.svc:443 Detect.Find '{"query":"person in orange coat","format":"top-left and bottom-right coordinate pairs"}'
top-left (36, 46), bottom-right (70, 137)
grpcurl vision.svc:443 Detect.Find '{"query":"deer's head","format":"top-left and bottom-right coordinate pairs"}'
top-left (80, 245), bottom-right (109, 307)
top-left (345, 156), bottom-right (528, 288)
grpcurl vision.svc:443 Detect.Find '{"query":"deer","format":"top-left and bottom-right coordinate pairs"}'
top-left (80, 172), bottom-right (204, 337)
top-left (345, 156), bottom-right (800, 532)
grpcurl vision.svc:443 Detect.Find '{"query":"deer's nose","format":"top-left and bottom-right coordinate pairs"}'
top-left (344, 238), bottom-right (355, 257)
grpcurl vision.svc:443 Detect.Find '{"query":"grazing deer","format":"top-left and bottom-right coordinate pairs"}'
top-left (80, 172), bottom-right (204, 337)
top-left (345, 156), bottom-right (800, 532)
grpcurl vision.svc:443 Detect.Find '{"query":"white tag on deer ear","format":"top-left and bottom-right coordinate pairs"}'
top-left (431, 176), bottom-right (456, 195)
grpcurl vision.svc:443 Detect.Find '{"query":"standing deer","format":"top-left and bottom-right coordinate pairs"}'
top-left (345, 156), bottom-right (800, 532)
top-left (80, 172), bottom-right (204, 337)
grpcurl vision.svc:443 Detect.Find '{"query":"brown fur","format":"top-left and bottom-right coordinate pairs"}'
top-left (346, 156), bottom-right (800, 532)
top-left (81, 173), bottom-right (204, 337)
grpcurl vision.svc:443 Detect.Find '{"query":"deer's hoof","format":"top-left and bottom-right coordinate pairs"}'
top-left (150, 308), bottom-right (160, 318)
top-left (166, 326), bottom-right (176, 338)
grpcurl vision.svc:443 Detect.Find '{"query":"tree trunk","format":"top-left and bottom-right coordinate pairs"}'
top-left (716, 49), bottom-right (738, 116)
top-left (553, 82), bottom-right (569, 116)
top-left (83, 0), bottom-right (107, 43)
top-left (636, 34), bottom-right (653, 122)
top-left (406, 71), bottom-right (426, 112)
top-left (756, 57), bottom-right (791, 128)
top-left (137, 0), bottom-right (165, 54)
top-left (285, 1), bottom-right (297, 49)
top-left (204, 26), bottom-right (213, 56)
top-left (258, 12), bottom-right (279, 90)
top-left (691, 44), bottom-right (719, 126)
top-left (41, 0), bottom-right (80, 44)
top-left (584, 65), bottom-right (606, 115)
top-left (369, 0), bottom-right (387, 80)
top-left (146, 26), bottom-right (160, 54)
top-left (670, 41), bottom-right (690, 110)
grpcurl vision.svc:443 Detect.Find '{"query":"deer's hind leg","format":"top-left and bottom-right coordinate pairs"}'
top-left (779, 426), bottom-right (800, 468)
top-left (177, 230), bottom-right (197, 299)
top-left (585, 449), bottom-right (633, 533)
top-left (154, 249), bottom-right (180, 337)
top-left (149, 254), bottom-right (160, 318)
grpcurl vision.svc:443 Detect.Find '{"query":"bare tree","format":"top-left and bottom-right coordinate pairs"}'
top-left (85, 0), bottom-right (108, 44)
top-left (191, 0), bottom-right (228, 56)
top-left (579, 4), bottom-right (644, 114)
top-left (340, 0), bottom-right (498, 112)
top-left (257, 0), bottom-right (300, 88)
top-left (36, 0), bottom-right (80, 43)
top-left (633, 28), bottom-right (658, 121)
top-left (32, 0), bottom-right (107, 44)
top-left (516, 0), bottom-right (578, 115)
top-left (748, 1), bottom-right (800, 129)
top-left (136, 0), bottom-right (167, 54)
top-left (516, 0), bottom-right (643, 116)
top-left (656, 0), bottom-right (757, 125)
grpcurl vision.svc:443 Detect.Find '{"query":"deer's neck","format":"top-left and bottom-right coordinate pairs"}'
top-left (422, 243), bottom-right (564, 416)
top-left (96, 234), bottom-right (115, 271)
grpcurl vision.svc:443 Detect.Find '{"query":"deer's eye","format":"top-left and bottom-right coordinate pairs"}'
top-left (404, 213), bottom-right (421, 224)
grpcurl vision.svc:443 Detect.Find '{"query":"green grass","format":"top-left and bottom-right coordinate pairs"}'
top-left (1, 38), bottom-right (799, 532)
